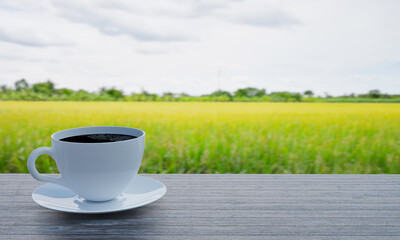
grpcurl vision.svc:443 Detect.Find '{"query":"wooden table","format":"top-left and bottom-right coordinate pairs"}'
top-left (1, 174), bottom-right (399, 239)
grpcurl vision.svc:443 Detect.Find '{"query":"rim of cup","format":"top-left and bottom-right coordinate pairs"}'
top-left (51, 126), bottom-right (145, 145)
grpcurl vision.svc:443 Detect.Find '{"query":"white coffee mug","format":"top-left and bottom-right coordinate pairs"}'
top-left (27, 126), bottom-right (145, 201)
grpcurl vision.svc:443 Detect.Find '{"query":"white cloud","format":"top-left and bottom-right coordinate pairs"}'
top-left (0, 27), bottom-right (67, 47)
top-left (0, 8), bottom-right (72, 47)
top-left (0, 0), bottom-right (399, 96)
top-left (214, 0), bottom-right (299, 28)
top-left (51, 1), bottom-right (193, 42)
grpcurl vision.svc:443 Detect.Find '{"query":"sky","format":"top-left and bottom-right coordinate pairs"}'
top-left (0, 0), bottom-right (399, 96)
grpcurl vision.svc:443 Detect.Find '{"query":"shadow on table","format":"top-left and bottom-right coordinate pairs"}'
top-left (34, 204), bottom-right (163, 239)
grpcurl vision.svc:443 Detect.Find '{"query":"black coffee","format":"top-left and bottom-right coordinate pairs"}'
top-left (60, 134), bottom-right (137, 143)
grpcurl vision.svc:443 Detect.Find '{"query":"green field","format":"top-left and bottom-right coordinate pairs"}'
top-left (0, 102), bottom-right (399, 174)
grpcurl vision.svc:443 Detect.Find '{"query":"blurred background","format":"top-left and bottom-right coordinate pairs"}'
top-left (0, 0), bottom-right (399, 174)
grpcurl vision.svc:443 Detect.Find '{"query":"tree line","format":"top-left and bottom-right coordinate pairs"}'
top-left (1, 79), bottom-right (399, 102)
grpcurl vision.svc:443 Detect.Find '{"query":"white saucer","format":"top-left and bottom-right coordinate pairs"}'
top-left (32, 176), bottom-right (166, 214)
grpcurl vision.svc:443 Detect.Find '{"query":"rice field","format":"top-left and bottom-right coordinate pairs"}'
top-left (0, 101), bottom-right (399, 174)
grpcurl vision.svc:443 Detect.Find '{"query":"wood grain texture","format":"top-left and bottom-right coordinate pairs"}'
top-left (0, 174), bottom-right (399, 239)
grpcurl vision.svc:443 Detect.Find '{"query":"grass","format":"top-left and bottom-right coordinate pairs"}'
top-left (0, 101), bottom-right (399, 174)
top-left (317, 98), bottom-right (400, 103)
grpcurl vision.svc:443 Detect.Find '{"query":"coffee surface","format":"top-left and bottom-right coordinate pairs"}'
top-left (60, 134), bottom-right (136, 143)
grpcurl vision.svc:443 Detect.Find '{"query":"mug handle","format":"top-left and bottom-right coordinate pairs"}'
top-left (27, 147), bottom-right (63, 185)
